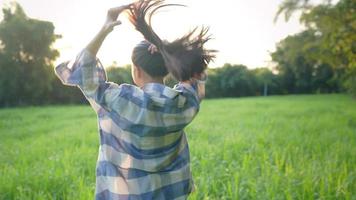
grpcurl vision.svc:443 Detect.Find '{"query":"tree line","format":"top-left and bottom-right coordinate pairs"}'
top-left (274, 0), bottom-right (355, 95)
top-left (0, 1), bottom-right (354, 107)
top-left (105, 62), bottom-right (343, 99)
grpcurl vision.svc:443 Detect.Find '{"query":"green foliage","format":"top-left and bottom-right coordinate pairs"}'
top-left (206, 64), bottom-right (257, 97)
top-left (274, 0), bottom-right (356, 96)
top-left (0, 3), bottom-right (59, 106)
top-left (301, 0), bottom-right (355, 67)
top-left (275, 0), bottom-right (331, 22)
top-left (0, 95), bottom-right (355, 199)
top-left (206, 64), bottom-right (282, 98)
top-left (106, 63), bottom-right (133, 85)
top-left (271, 30), bottom-right (342, 94)
top-left (252, 68), bottom-right (281, 96)
top-left (344, 70), bottom-right (356, 97)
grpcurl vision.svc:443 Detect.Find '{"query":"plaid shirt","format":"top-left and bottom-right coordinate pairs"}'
top-left (55, 49), bottom-right (205, 200)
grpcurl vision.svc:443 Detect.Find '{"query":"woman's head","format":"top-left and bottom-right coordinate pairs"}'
top-left (131, 40), bottom-right (167, 86)
top-left (128, 0), bottom-right (216, 82)
top-left (131, 40), bottom-right (167, 77)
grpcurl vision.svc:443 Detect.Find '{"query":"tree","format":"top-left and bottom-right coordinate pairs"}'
top-left (301, 0), bottom-right (356, 95)
top-left (0, 3), bottom-right (60, 106)
top-left (272, 30), bottom-right (342, 94)
top-left (275, 0), bottom-right (332, 22)
top-left (205, 64), bottom-right (258, 98)
top-left (313, 63), bottom-right (342, 93)
top-left (106, 63), bottom-right (133, 85)
top-left (252, 68), bottom-right (280, 96)
top-left (272, 31), bottom-right (315, 94)
top-left (275, 0), bottom-right (356, 96)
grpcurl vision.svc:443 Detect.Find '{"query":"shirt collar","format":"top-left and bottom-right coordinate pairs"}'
top-left (142, 83), bottom-right (180, 99)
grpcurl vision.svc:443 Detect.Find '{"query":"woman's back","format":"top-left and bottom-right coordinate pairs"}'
top-left (55, 50), bottom-right (203, 199)
top-left (95, 84), bottom-right (199, 199)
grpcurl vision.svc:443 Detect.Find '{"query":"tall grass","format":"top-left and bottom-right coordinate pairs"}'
top-left (0, 94), bottom-right (355, 199)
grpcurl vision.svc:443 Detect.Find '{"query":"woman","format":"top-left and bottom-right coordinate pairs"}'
top-left (55, 0), bottom-right (215, 199)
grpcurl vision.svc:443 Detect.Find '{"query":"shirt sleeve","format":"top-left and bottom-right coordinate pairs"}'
top-left (54, 49), bottom-right (121, 112)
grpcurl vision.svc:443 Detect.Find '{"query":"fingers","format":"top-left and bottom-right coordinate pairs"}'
top-left (148, 44), bottom-right (158, 54)
top-left (104, 3), bottom-right (134, 33)
top-left (107, 4), bottom-right (132, 20)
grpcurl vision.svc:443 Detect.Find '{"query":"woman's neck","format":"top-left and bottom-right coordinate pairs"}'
top-left (140, 77), bottom-right (164, 87)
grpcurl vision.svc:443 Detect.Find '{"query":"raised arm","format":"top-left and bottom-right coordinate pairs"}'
top-left (87, 5), bottom-right (131, 56)
top-left (55, 5), bottom-right (131, 112)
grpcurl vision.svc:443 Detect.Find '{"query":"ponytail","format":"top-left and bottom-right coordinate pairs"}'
top-left (128, 0), bottom-right (216, 81)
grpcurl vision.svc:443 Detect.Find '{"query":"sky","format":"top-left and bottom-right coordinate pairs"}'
top-left (0, 0), bottom-right (304, 69)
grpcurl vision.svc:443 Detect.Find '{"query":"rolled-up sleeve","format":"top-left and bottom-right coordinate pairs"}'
top-left (55, 49), bottom-right (121, 111)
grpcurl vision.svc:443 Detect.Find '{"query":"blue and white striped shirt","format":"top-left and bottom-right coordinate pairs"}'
top-left (55, 49), bottom-right (205, 200)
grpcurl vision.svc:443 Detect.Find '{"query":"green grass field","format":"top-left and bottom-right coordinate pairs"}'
top-left (0, 94), bottom-right (355, 200)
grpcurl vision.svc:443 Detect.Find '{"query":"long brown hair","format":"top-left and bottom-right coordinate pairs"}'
top-left (128, 0), bottom-right (216, 81)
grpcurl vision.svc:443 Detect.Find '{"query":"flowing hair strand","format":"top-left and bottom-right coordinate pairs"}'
top-left (128, 0), bottom-right (216, 81)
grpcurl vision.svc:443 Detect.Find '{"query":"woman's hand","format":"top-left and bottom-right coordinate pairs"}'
top-left (148, 43), bottom-right (159, 54)
top-left (86, 4), bottom-right (131, 56)
top-left (102, 4), bottom-right (131, 34)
